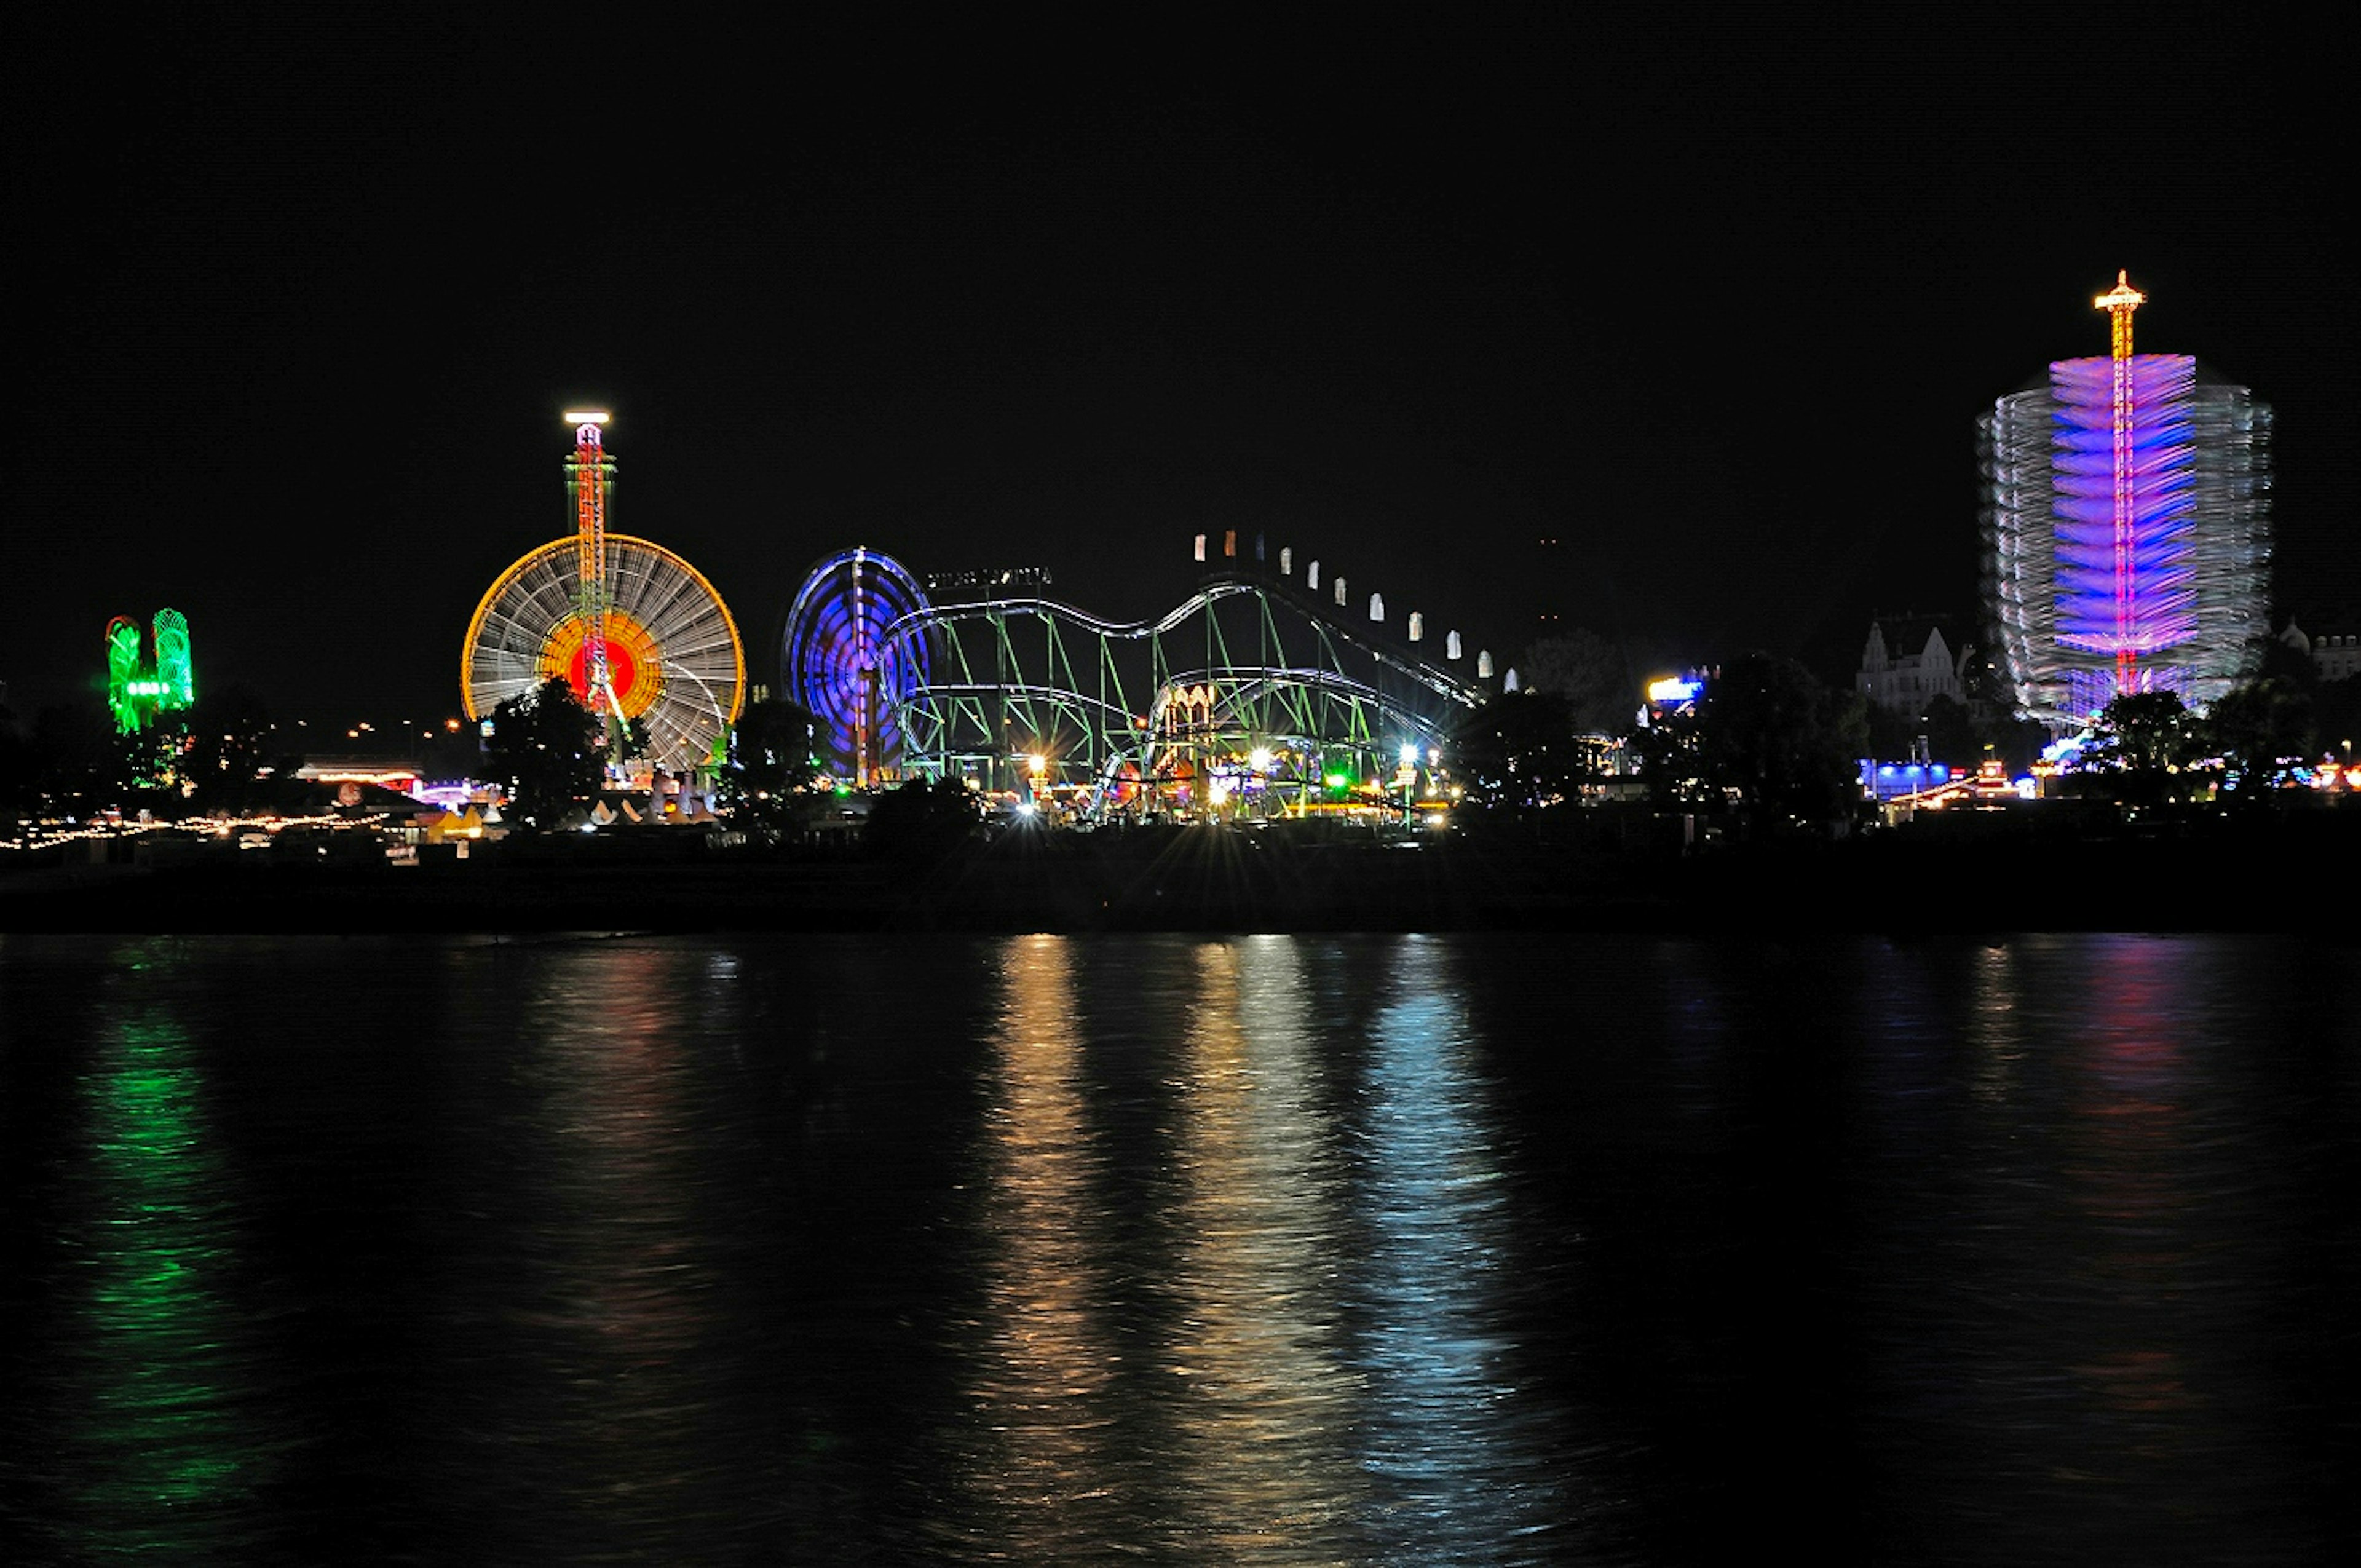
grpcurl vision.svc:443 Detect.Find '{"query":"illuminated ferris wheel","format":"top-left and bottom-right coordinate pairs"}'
top-left (461, 416), bottom-right (745, 775)
top-left (780, 547), bottom-right (931, 784)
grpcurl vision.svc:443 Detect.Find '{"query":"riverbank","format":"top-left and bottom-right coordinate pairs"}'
top-left (4, 807), bottom-right (2353, 935)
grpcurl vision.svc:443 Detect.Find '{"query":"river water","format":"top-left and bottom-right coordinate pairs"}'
top-left (1, 932), bottom-right (2354, 1563)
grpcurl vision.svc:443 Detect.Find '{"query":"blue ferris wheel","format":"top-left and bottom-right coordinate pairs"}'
top-left (780, 547), bottom-right (932, 784)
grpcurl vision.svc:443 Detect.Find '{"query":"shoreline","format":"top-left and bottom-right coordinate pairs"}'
top-left (6, 810), bottom-right (2353, 936)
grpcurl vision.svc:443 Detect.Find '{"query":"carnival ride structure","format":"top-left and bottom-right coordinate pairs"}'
top-left (462, 414), bottom-right (745, 775)
top-left (1981, 274), bottom-right (2272, 729)
top-left (780, 537), bottom-right (1497, 815)
top-left (105, 609), bottom-right (194, 734)
top-left (778, 547), bottom-right (933, 787)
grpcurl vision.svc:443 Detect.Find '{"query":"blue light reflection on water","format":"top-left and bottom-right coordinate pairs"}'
top-left (0, 932), bottom-right (2354, 1563)
top-left (1350, 937), bottom-right (1574, 1560)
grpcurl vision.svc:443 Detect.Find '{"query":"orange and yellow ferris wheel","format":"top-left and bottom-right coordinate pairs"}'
top-left (461, 532), bottom-right (745, 773)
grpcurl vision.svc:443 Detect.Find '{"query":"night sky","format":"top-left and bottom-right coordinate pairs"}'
top-left (9, 12), bottom-right (2353, 728)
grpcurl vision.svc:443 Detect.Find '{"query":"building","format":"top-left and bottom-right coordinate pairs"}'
top-left (1980, 274), bottom-right (2271, 731)
top-left (1856, 616), bottom-right (1964, 715)
top-left (2280, 620), bottom-right (2361, 683)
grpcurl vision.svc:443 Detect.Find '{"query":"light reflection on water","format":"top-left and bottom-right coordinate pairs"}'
top-left (429, 943), bottom-right (741, 1554)
top-left (952, 933), bottom-right (1126, 1555)
top-left (943, 935), bottom-right (1576, 1565)
top-left (1350, 938), bottom-right (1570, 1561)
top-left (1158, 937), bottom-right (1361, 1559)
top-left (26, 945), bottom-right (274, 1561)
top-left (0, 932), bottom-right (2354, 1563)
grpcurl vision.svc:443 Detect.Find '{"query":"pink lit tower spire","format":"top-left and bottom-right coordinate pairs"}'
top-left (2095, 270), bottom-right (2147, 696)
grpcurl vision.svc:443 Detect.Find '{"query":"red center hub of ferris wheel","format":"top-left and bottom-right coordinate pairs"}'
top-left (567, 638), bottom-right (638, 708)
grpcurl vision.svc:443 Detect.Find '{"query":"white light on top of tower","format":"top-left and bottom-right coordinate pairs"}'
top-left (561, 410), bottom-right (612, 426)
top-left (2092, 271), bottom-right (2145, 312)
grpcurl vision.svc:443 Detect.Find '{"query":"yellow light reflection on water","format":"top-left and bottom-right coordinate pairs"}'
top-left (1162, 937), bottom-right (1366, 1553)
top-left (955, 935), bottom-right (1124, 1554)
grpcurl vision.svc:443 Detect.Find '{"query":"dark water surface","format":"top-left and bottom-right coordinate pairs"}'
top-left (2, 933), bottom-right (2355, 1563)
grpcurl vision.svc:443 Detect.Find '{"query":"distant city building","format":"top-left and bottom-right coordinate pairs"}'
top-left (1979, 274), bottom-right (2271, 731)
top-left (2280, 620), bottom-right (2361, 682)
top-left (1856, 616), bottom-right (1964, 715)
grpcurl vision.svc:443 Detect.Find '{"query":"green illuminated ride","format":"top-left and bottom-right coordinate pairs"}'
top-left (105, 609), bottom-right (196, 734)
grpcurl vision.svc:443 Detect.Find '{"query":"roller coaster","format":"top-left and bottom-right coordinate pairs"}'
top-left (781, 542), bottom-right (1499, 817)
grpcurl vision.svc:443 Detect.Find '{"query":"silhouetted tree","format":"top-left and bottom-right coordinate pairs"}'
top-left (483, 678), bottom-right (603, 826)
top-left (0, 705), bottom-right (35, 819)
top-left (607, 713), bottom-right (652, 769)
top-left (2087, 690), bottom-right (2199, 772)
top-left (1868, 693), bottom-right (1979, 766)
top-left (864, 775), bottom-right (982, 860)
top-left (1633, 696), bottom-right (1715, 807)
top-left (2084, 690), bottom-right (2202, 804)
top-left (2313, 676), bottom-right (2361, 768)
top-left (1664, 653), bottom-right (1868, 824)
top-left (32, 703), bottom-right (133, 817)
top-left (181, 684), bottom-right (296, 812)
top-left (2204, 677), bottom-right (2312, 799)
top-left (716, 697), bottom-right (820, 833)
top-left (1516, 630), bottom-right (1634, 735)
top-left (1449, 689), bottom-right (1594, 819)
top-left (1958, 647), bottom-right (2053, 773)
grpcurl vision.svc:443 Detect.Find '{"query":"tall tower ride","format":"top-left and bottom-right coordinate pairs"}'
top-left (2095, 270), bottom-right (2146, 696)
top-left (564, 410), bottom-right (620, 729)
top-left (1979, 275), bottom-right (2272, 730)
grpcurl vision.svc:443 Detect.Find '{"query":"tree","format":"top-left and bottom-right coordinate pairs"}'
top-left (1449, 689), bottom-right (1596, 819)
top-left (32, 702), bottom-right (134, 817)
top-left (606, 713), bottom-right (651, 769)
top-left (1516, 630), bottom-right (1634, 735)
top-left (483, 678), bottom-right (603, 826)
top-left (181, 684), bottom-right (297, 813)
top-left (2084, 690), bottom-right (2202, 804)
top-left (716, 697), bottom-right (820, 832)
top-left (1632, 696), bottom-right (1714, 807)
top-left (2312, 676), bottom-right (2361, 770)
top-left (1650, 653), bottom-right (1867, 824)
top-left (1865, 692), bottom-right (1979, 766)
top-left (1958, 646), bottom-right (2054, 774)
top-left (2201, 678), bottom-right (2312, 798)
top-left (864, 774), bottom-right (982, 860)
top-left (0, 705), bottom-right (34, 820)
top-left (2087, 690), bottom-right (2199, 770)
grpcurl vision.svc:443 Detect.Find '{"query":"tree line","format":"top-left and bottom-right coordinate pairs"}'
top-left (1445, 628), bottom-right (2361, 833)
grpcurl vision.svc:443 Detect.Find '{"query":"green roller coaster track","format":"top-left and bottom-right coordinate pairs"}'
top-left (880, 572), bottom-right (1487, 810)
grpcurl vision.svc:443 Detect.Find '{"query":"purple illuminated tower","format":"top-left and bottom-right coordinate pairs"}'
top-left (1979, 274), bottom-right (2271, 730)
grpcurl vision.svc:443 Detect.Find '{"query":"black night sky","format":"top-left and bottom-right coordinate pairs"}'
top-left (8, 12), bottom-right (2354, 728)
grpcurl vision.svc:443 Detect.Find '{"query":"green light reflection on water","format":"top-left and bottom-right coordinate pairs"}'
top-left (68, 974), bottom-right (258, 1545)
